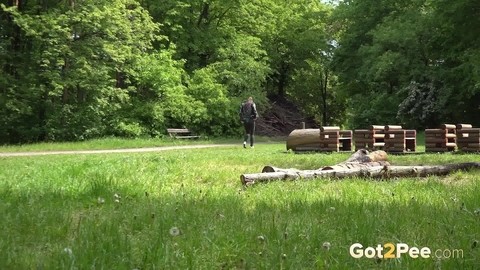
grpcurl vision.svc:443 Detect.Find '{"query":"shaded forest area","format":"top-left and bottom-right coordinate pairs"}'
top-left (1, 0), bottom-right (479, 143)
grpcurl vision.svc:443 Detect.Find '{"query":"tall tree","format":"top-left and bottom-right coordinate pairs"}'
top-left (0, 0), bottom-right (159, 142)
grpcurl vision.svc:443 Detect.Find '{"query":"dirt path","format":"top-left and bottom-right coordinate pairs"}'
top-left (0, 144), bottom-right (238, 157)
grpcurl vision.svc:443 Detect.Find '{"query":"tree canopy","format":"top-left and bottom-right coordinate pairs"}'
top-left (0, 0), bottom-right (478, 143)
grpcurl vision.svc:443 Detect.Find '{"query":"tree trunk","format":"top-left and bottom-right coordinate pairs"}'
top-left (277, 61), bottom-right (289, 97)
top-left (241, 162), bottom-right (480, 186)
top-left (240, 150), bottom-right (480, 186)
top-left (321, 70), bottom-right (328, 126)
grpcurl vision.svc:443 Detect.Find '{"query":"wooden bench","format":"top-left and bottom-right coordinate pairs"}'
top-left (167, 128), bottom-right (200, 139)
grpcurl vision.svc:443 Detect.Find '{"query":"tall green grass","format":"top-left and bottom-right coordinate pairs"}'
top-left (0, 143), bottom-right (479, 269)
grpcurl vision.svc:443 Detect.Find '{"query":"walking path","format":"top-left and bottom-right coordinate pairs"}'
top-left (0, 144), bottom-right (237, 157)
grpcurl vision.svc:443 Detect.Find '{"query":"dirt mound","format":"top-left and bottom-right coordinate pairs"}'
top-left (256, 96), bottom-right (317, 137)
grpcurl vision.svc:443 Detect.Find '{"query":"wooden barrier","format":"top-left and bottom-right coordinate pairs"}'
top-left (286, 126), bottom-right (353, 152)
top-left (456, 124), bottom-right (480, 152)
top-left (354, 125), bottom-right (385, 151)
top-left (425, 124), bottom-right (456, 152)
top-left (384, 126), bottom-right (417, 153)
top-left (319, 126), bottom-right (352, 152)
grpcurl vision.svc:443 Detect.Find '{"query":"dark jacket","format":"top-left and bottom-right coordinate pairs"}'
top-left (239, 102), bottom-right (258, 123)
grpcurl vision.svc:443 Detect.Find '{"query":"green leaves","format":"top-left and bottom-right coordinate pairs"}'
top-left (4, 0), bottom-right (478, 142)
top-left (0, 0), bottom-right (160, 142)
top-left (332, 0), bottom-right (480, 128)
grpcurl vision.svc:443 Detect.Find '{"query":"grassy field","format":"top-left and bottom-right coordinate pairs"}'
top-left (0, 136), bottom-right (284, 153)
top-left (0, 137), bottom-right (219, 152)
top-left (0, 139), bottom-right (479, 269)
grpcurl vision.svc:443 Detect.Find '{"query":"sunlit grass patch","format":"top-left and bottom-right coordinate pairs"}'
top-left (0, 142), bottom-right (479, 269)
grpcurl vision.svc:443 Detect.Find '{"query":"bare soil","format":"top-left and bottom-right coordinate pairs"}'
top-left (256, 96), bottom-right (317, 137)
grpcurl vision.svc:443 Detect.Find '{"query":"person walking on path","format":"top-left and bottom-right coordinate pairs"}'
top-left (239, 97), bottom-right (258, 148)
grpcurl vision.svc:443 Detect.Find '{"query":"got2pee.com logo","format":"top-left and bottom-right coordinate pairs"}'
top-left (349, 243), bottom-right (463, 259)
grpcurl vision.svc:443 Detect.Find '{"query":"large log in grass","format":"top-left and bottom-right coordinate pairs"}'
top-left (286, 129), bottom-right (320, 151)
top-left (240, 149), bottom-right (480, 186)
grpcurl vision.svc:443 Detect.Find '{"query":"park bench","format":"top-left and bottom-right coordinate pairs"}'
top-left (167, 128), bottom-right (200, 139)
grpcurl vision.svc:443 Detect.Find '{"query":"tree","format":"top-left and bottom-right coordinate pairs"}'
top-left (332, 0), bottom-right (480, 128)
top-left (0, 0), bottom-right (159, 142)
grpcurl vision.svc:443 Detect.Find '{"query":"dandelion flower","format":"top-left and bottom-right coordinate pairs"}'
top-left (97, 197), bottom-right (105, 204)
top-left (63, 247), bottom-right (73, 257)
top-left (169, 227), bottom-right (181, 237)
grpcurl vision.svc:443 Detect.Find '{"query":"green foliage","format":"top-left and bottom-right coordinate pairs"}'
top-left (186, 68), bottom-right (234, 135)
top-left (125, 50), bottom-right (206, 136)
top-left (289, 59), bottom-right (346, 126)
top-left (332, 0), bottom-right (480, 128)
top-left (210, 34), bottom-right (270, 97)
top-left (0, 0), bottom-right (159, 142)
top-left (397, 81), bottom-right (442, 128)
top-left (3, 0), bottom-right (479, 143)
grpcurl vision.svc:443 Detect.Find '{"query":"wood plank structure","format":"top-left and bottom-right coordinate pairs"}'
top-left (384, 125), bottom-right (417, 153)
top-left (286, 126), bottom-right (353, 152)
top-left (425, 124), bottom-right (457, 152)
top-left (353, 125), bottom-right (385, 151)
top-left (456, 124), bottom-right (480, 152)
top-left (319, 126), bottom-right (352, 152)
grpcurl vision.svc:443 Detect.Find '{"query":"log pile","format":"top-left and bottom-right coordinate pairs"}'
top-left (384, 125), bottom-right (417, 153)
top-left (425, 124), bottom-right (457, 152)
top-left (286, 126), bottom-right (353, 152)
top-left (319, 126), bottom-right (352, 152)
top-left (456, 124), bottom-right (480, 152)
top-left (353, 125), bottom-right (385, 151)
top-left (240, 149), bottom-right (480, 186)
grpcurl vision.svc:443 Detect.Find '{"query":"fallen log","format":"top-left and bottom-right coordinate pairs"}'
top-left (241, 162), bottom-right (480, 186)
top-left (286, 129), bottom-right (321, 151)
top-left (240, 149), bottom-right (480, 186)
